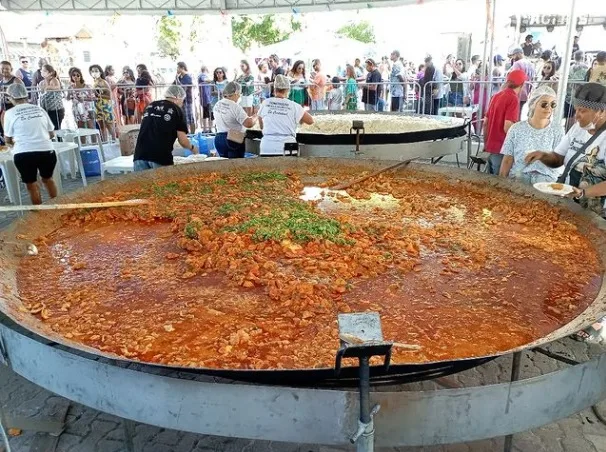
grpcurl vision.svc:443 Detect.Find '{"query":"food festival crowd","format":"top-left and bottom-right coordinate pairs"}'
top-left (1, 35), bottom-right (606, 338)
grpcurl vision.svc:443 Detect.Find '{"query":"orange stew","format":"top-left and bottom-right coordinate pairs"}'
top-left (16, 169), bottom-right (603, 369)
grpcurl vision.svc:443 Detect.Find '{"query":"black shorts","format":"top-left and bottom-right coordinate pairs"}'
top-left (202, 104), bottom-right (213, 120)
top-left (14, 151), bottom-right (57, 184)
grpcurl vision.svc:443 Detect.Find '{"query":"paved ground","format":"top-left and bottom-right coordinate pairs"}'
top-left (1, 172), bottom-right (606, 452)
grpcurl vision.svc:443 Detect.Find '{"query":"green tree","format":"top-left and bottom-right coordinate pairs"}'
top-left (336, 21), bottom-right (376, 44)
top-left (188, 15), bottom-right (204, 53)
top-left (156, 16), bottom-right (182, 61)
top-left (231, 14), bottom-right (301, 52)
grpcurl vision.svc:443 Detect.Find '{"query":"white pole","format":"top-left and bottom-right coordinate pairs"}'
top-left (477, 0), bottom-right (493, 124)
top-left (487, 0), bottom-right (497, 97)
top-left (555, 0), bottom-right (578, 122)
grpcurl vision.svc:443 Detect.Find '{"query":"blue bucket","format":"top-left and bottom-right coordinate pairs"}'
top-left (80, 148), bottom-right (101, 177)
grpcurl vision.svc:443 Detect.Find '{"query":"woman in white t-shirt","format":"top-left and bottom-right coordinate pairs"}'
top-left (213, 81), bottom-right (257, 159)
top-left (257, 75), bottom-right (314, 156)
top-left (3, 83), bottom-right (57, 205)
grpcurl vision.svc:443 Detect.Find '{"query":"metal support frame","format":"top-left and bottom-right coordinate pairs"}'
top-left (3, 322), bottom-right (606, 447)
top-left (350, 120), bottom-right (365, 157)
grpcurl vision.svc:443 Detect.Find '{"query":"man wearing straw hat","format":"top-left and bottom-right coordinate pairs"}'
top-left (3, 83), bottom-right (57, 205)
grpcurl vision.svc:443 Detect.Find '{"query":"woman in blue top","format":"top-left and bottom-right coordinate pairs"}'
top-left (197, 66), bottom-right (213, 133)
top-left (499, 86), bottom-right (564, 184)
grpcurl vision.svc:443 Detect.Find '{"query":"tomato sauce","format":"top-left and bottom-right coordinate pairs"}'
top-left (15, 169), bottom-right (603, 369)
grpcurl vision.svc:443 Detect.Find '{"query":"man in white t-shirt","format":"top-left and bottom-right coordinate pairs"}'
top-left (257, 75), bottom-right (314, 156)
top-left (3, 83), bottom-right (57, 205)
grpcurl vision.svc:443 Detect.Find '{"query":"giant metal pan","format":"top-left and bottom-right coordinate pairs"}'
top-left (246, 112), bottom-right (468, 146)
top-left (1, 158), bottom-right (605, 385)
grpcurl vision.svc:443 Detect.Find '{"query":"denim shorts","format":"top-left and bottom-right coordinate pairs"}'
top-left (134, 160), bottom-right (166, 172)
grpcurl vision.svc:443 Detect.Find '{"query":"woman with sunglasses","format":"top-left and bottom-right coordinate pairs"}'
top-left (211, 67), bottom-right (227, 113)
top-left (89, 64), bottom-right (115, 142)
top-left (37, 64), bottom-right (64, 131)
top-left (67, 67), bottom-right (95, 134)
top-left (287, 61), bottom-right (307, 107)
top-left (499, 86), bottom-right (563, 184)
top-left (538, 60), bottom-right (558, 92)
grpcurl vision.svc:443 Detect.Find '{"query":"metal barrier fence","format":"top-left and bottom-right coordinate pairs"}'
top-left (0, 79), bottom-right (592, 140)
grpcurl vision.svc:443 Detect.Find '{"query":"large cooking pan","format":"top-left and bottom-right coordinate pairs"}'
top-left (246, 112), bottom-right (468, 146)
top-left (1, 158), bottom-right (605, 386)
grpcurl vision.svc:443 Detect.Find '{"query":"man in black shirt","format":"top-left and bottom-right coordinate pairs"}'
top-left (133, 85), bottom-right (198, 171)
top-left (521, 35), bottom-right (534, 57)
top-left (362, 59), bottom-right (382, 111)
top-left (269, 54), bottom-right (284, 97)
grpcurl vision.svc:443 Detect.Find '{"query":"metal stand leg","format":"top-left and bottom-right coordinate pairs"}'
top-left (504, 352), bottom-right (523, 452)
top-left (123, 419), bottom-right (135, 452)
top-left (335, 313), bottom-right (391, 452)
top-left (353, 356), bottom-right (379, 452)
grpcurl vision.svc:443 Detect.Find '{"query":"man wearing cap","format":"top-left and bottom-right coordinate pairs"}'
top-left (482, 69), bottom-right (526, 175)
top-left (389, 50), bottom-right (405, 112)
top-left (362, 59), bottom-right (383, 111)
top-left (509, 48), bottom-right (536, 115)
top-left (133, 85), bottom-right (198, 172)
top-left (2, 83), bottom-right (57, 205)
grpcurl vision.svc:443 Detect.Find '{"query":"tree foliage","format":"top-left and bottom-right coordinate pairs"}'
top-left (336, 21), bottom-right (376, 44)
top-left (231, 14), bottom-right (301, 52)
top-left (188, 16), bottom-right (204, 53)
top-left (156, 16), bottom-right (182, 61)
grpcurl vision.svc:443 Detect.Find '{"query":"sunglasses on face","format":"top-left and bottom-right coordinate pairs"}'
top-left (21, 61), bottom-right (28, 64)
top-left (540, 101), bottom-right (557, 109)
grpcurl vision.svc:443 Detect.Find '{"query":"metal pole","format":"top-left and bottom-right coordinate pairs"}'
top-left (486, 0), bottom-right (497, 98)
top-left (555, 0), bottom-right (578, 122)
top-left (476, 0), bottom-right (493, 125)
top-left (503, 352), bottom-right (523, 452)
top-left (357, 356), bottom-right (373, 452)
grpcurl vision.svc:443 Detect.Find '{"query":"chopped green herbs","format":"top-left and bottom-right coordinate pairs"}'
top-left (240, 171), bottom-right (288, 183)
top-left (184, 220), bottom-right (202, 239)
top-left (226, 201), bottom-right (351, 244)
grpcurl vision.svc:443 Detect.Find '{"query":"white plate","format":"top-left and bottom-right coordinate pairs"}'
top-left (533, 182), bottom-right (574, 196)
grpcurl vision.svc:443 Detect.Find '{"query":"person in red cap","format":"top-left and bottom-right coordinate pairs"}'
top-left (482, 69), bottom-right (527, 175)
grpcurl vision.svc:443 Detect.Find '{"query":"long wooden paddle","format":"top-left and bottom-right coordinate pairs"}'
top-left (330, 159), bottom-right (414, 191)
top-left (0, 199), bottom-right (150, 213)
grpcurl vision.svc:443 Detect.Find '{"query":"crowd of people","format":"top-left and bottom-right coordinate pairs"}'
top-left (1, 40), bottom-right (605, 143)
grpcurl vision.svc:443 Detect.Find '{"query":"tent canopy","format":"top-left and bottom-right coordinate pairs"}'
top-left (0, 0), bottom-right (443, 15)
top-left (256, 31), bottom-right (376, 60)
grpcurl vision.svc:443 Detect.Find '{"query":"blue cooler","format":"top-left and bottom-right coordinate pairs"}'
top-left (80, 148), bottom-right (101, 177)
top-left (195, 133), bottom-right (216, 155)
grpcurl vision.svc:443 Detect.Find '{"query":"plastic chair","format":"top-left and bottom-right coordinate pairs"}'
top-left (54, 128), bottom-right (106, 186)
